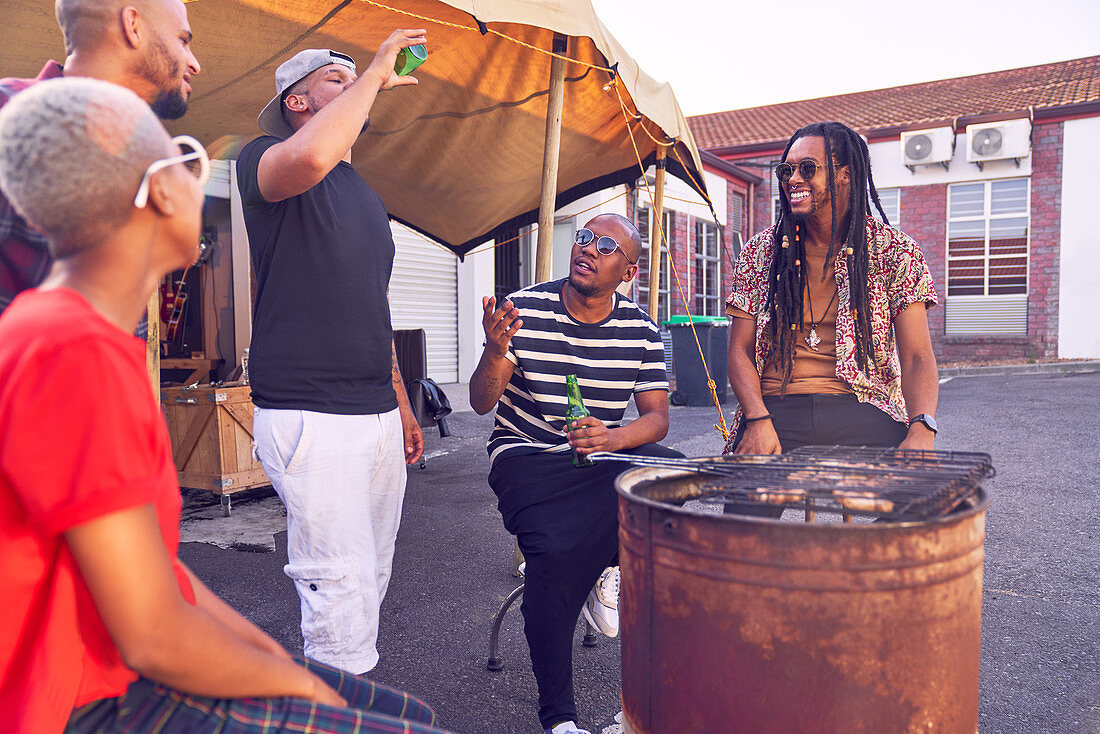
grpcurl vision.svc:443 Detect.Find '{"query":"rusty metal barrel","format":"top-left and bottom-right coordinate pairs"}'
top-left (617, 466), bottom-right (988, 734)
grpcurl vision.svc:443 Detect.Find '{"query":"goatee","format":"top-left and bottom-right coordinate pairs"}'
top-left (151, 90), bottom-right (188, 120)
top-left (568, 275), bottom-right (598, 297)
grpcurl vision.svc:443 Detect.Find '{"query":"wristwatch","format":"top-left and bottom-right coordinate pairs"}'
top-left (909, 414), bottom-right (938, 434)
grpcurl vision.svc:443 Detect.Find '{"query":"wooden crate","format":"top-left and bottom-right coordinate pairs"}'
top-left (161, 385), bottom-right (270, 498)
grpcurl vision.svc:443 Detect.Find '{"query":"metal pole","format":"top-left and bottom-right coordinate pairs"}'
top-left (647, 146), bottom-right (667, 320)
top-left (534, 35), bottom-right (568, 284)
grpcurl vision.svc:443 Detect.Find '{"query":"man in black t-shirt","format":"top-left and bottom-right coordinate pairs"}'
top-left (236, 34), bottom-right (426, 675)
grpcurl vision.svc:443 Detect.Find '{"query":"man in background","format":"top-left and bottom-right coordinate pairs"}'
top-left (0, 0), bottom-right (201, 314)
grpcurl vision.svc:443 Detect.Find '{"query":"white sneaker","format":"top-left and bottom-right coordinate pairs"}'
top-left (545, 721), bottom-right (591, 734)
top-left (582, 566), bottom-right (620, 637)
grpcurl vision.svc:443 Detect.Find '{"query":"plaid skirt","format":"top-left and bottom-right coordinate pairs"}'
top-left (65, 657), bottom-right (452, 733)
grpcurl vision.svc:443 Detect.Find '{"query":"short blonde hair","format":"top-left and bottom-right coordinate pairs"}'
top-left (0, 77), bottom-right (169, 258)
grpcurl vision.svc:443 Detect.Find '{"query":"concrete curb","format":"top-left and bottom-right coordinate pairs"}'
top-left (938, 360), bottom-right (1100, 378)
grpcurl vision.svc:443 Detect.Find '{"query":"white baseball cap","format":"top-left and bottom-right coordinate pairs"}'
top-left (257, 49), bottom-right (356, 138)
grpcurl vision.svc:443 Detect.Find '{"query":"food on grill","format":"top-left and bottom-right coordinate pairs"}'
top-left (751, 486), bottom-right (807, 504)
top-left (834, 490), bottom-right (895, 513)
top-left (613, 447), bottom-right (994, 522)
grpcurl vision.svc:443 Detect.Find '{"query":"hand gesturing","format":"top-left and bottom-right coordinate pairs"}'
top-left (482, 296), bottom-right (522, 358)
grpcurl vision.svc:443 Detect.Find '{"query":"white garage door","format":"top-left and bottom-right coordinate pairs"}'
top-left (389, 222), bottom-right (459, 383)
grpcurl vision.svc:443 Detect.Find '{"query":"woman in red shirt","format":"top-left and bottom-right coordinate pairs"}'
top-left (0, 78), bottom-right (448, 733)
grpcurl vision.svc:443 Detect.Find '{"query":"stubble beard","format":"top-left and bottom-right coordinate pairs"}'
top-left (141, 35), bottom-right (188, 120)
top-left (568, 274), bottom-right (599, 297)
top-left (790, 192), bottom-right (824, 223)
top-left (305, 90), bottom-right (370, 136)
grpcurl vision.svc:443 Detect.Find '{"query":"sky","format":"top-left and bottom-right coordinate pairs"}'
top-left (590, 0), bottom-right (1100, 117)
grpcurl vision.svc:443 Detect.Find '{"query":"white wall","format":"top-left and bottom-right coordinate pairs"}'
top-left (456, 245), bottom-right (494, 383)
top-left (868, 134), bottom-right (1032, 189)
top-left (1058, 117), bottom-right (1100, 358)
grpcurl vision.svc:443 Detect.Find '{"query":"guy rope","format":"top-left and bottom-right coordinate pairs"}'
top-left (355, 0), bottom-right (733, 440)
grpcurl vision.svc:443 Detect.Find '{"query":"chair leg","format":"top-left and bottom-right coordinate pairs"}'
top-left (582, 617), bottom-right (598, 647)
top-left (487, 583), bottom-right (525, 671)
top-left (511, 538), bottom-right (525, 577)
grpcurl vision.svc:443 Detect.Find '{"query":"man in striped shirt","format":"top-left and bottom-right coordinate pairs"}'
top-left (470, 213), bottom-right (681, 734)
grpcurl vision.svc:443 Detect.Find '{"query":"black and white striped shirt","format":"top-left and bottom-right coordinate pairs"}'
top-left (487, 279), bottom-right (668, 466)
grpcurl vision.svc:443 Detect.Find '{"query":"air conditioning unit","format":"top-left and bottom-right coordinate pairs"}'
top-left (901, 127), bottom-right (954, 172)
top-left (966, 119), bottom-right (1032, 169)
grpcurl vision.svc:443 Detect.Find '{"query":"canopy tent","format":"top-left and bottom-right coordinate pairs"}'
top-left (0, 0), bottom-right (710, 258)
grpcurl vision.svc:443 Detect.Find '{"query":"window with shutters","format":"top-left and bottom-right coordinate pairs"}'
top-left (872, 188), bottom-right (900, 227)
top-left (730, 192), bottom-right (748, 260)
top-left (693, 220), bottom-right (720, 316)
top-left (636, 206), bottom-right (672, 323)
top-left (945, 178), bottom-right (1029, 335)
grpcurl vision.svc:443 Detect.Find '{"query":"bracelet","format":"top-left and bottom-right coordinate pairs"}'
top-left (743, 414), bottom-right (772, 423)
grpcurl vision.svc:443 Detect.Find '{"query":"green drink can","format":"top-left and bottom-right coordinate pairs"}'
top-left (394, 44), bottom-right (427, 76)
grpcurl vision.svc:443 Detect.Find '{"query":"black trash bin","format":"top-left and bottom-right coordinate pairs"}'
top-left (662, 316), bottom-right (729, 406)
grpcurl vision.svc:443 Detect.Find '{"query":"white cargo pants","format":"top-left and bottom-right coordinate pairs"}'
top-left (253, 406), bottom-right (407, 674)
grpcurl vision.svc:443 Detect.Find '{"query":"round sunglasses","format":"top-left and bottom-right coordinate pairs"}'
top-left (574, 228), bottom-right (637, 263)
top-left (774, 158), bottom-right (830, 185)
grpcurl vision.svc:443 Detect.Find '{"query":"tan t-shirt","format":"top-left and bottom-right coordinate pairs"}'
top-left (728, 247), bottom-right (852, 396)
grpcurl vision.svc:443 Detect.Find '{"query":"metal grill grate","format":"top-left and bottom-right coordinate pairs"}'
top-left (596, 447), bottom-right (994, 522)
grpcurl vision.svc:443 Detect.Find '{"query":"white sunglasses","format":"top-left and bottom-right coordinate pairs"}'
top-left (133, 134), bottom-right (209, 208)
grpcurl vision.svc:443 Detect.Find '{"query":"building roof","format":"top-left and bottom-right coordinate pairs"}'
top-left (689, 56), bottom-right (1100, 154)
top-left (698, 150), bottom-right (763, 184)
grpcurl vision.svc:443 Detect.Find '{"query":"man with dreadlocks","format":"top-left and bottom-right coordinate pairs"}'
top-left (725, 121), bottom-right (939, 498)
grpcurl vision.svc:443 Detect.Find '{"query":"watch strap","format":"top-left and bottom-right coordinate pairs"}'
top-left (909, 413), bottom-right (938, 434)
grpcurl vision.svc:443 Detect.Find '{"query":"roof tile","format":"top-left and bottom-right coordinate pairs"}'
top-left (689, 56), bottom-right (1100, 151)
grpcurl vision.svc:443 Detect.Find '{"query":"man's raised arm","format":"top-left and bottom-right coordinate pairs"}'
top-left (256, 29), bottom-right (426, 202)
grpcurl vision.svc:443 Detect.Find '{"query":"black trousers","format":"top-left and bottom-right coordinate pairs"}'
top-left (488, 443), bottom-right (683, 729)
top-left (726, 393), bottom-right (908, 517)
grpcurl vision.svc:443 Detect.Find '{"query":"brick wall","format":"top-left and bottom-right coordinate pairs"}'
top-left (926, 122), bottom-right (1063, 361)
top-left (668, 210), bottom-right (691, 315)
top-left (898, 184), bottom-right (948, 350)
top-left (1027, 121), bottom-right (1062, 359)
top-left (720, 184), bottom-right (747, 308)
top-left (742, 156), bottom-right (776, 236)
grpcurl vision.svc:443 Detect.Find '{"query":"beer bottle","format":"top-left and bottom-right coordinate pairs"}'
top-left (565, 374), bottom-right (594, 468)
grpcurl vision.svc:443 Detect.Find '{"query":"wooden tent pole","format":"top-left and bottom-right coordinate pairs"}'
top-left (146, 295), bottom-right (160, 400)
top-left (534, 35), bottom-right (568, 283)
top-left (647, 146), bottom-right (667, 320)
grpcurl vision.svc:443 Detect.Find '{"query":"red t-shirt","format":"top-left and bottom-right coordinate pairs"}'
top-left (0, 288), bottom-right (195, 733)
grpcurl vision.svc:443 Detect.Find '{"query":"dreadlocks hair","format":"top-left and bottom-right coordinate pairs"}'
top-left (765, 121), bottom-right (890, 393)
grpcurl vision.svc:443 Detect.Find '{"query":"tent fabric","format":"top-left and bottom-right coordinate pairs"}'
top-left (0, 0), bottom-right (708, 258)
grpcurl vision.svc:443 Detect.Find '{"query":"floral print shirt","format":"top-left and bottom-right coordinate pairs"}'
top-left (724, 215), bottom-right (937, 449)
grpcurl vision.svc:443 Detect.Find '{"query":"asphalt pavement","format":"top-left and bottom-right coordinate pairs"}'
top-left (179, 369), bottom-right (1100, 734)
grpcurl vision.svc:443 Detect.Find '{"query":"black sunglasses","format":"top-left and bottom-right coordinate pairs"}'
top-left (574, 228), bottom-right (637, 263)
top-left (774, 158), bottom-right (829, 184)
